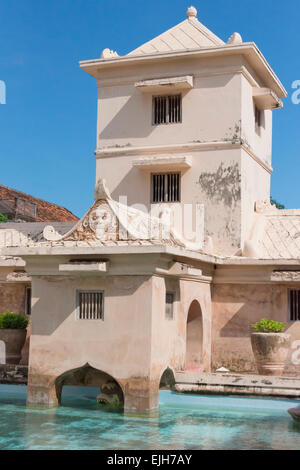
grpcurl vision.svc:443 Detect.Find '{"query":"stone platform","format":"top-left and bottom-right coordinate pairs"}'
top-left (174, 372), bottom-right (300, 399)
top-left (1, 367), bottom-right (300, 400)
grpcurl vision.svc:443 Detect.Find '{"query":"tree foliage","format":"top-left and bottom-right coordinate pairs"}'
top-left (270, 198), bottom-right (285, 210)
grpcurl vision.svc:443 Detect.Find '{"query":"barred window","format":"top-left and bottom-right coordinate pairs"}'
top-left (152, 173), bottom-right (180, 203)
top-left (289, 290), bottom-right (300, 321)
top-left (77, 291), bottom-right (104, 320)
top-left (165, 293), bottom-right (175, 320)
top-left (153, 95), bottom-right (182, 125)
top-left (255, 105), bottom-right (261, 134)
top-left (25, 287), bottom-right (31, 316)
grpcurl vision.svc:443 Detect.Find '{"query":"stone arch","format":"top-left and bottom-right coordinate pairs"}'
top-left (186, 300), bottom-right (203, 371)
top-left (55, 363), bottom-right (124, 408)
top-left (159, 367), bottom-right (176, 389)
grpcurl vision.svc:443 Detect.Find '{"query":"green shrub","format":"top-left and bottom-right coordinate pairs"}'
top-left (0, 311), bottom-right (28, 329)
top-left (252, 318), bottom-right (285, 333)
top-left (0, 213), bottom-right (8, 223)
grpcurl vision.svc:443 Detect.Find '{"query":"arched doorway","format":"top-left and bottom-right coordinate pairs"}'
top-left (186, 300), bottom-right (203, 371)
top-left (159, 367), bottom-right (175, 390)
top-left (55, 364), bottom-right (124, 409)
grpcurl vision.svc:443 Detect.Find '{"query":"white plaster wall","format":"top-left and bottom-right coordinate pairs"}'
top-left (241, 74), bottom-right (273, 166)
top-left (150, 276), bottom-right (212, 378)
top-left (98, 148), bottom-right (242, 254)
top-left (97, 56), bottom-right (243, 150)
top-left (29, 275), bottom-right (154, 380)
top-left (241, 149), bottom-right (271, 244)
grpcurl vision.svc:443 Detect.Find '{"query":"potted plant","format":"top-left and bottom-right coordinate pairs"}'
top-left (251, 319), bottom-right (291, 377)
top-left (0, 310), bottom-right (29, 364)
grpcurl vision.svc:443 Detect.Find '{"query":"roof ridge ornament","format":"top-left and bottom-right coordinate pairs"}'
top-left (187, 6), bottom-right (197, 19)
top-left (94, 178), bottom-right (111, 201)
top-left (227, 32), bottom-right (243, 45)
top-left (100, 48), bottom-right (119, 59)
top-left (255, 200), bottom-right (278, 214)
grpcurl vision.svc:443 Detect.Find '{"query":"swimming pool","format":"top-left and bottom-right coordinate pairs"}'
top-left (0, 385), bottom-right (299, 450)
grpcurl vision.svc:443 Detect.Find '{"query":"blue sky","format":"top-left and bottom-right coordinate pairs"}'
top-left (0, 0), bottom-right (299, 217)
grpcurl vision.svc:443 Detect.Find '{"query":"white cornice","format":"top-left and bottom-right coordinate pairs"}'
top-left (95, 141), bottom-right (273, 174)
top-left (80, 43), bottom-right (287, 99)
top-left (96, 65), bottom-right (260, 90)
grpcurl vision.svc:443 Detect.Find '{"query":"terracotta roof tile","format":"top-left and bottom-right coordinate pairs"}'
top-left (0, 185), bottom-right (78, 222)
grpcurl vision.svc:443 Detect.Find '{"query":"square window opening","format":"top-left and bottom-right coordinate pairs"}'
top-left (77, 291), bottom-right (104, 320)
top-left (165, 292), bottom-right (175, 320)
top-left (255, 105), bottom-right (262, 135)
top-left (153, 95), bottom-right (182, 125)
top-left (289, 290), bottom-right (300, 322)
top-left (151, 173), bottom-right (181, 203)
top-left (25, 287), bottom-right (31, 316)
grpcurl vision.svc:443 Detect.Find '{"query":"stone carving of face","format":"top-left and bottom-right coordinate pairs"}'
top-left (89, 208), bottom-right (116, 241)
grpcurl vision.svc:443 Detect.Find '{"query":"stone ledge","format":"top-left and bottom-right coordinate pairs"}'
top-left (174, 372), bottom-right (300, 398)
top-left (0, 364), bottom-right (28, 385)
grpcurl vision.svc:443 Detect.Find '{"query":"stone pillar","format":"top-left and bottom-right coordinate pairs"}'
top-left (123, 377), bottom-right (159, 414)
top-left (27, 372), bottom-right (59, 408)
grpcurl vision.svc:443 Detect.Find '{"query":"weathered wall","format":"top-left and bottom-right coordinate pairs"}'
top-left (95, 56), bottom-right (274, 255)
top-left (241, 73), bottom-right (273, 167)
top-left (212, 283), bottom-right (300, 377)
top-left (97, 56), bottom-right (243, 149)
top-left (241, 148), bottom-right (271, 245)
top-left (29, 274), bottom-right (153, 380)
top-left (150, 277), bottom-right (212, 380)
top-left (98, 148), bottom-right (242, 255)
top-left (0, 282), bottom-right (26, 314)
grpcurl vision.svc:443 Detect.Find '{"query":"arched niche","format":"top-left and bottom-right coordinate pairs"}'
top-left (186, 300), bottom-right (203, 371)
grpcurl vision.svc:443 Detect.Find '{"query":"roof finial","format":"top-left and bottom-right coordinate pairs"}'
top-left (187, 6), bottom-right (197, 19)
top-left (227, 32), bottom-right (243, 45)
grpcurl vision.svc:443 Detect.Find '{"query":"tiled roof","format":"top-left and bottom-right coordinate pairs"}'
top-left (0, 222), bottom-right (76, 248)
top-left (259, 214), bottom-right (300, 260)
top-left (0, 185), bottom-right (78, 222)
top-left (128, 14), bottom-right (224, 57)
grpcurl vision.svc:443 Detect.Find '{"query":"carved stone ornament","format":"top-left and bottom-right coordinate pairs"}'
top-left (43, 178), bottom-right (203, 250)
top-left (227, 32), bottom-right (243, 45)
top-left (64, 201), bottom-right (118, 242)
top-left (255, 200), bottom-right (278, 214)
top-left (271, 271), bottom-right (300, 282)
top-left (100, 48), bottom-right (119, 59)
top-left (43, 225), bottom-right (63, 242)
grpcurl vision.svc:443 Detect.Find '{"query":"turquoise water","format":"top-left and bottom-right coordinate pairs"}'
top-left (0, 385), bottom-right (299, 450)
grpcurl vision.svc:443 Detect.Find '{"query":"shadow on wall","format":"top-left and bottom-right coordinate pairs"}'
top-left (100, 89), bottom-right (191, 142)
top-left (100, 92), bottom-right (154, 141)
top-left (111, 167), bottom-right (150, 208)
top-left (31, 276), bottom-right (150, 336)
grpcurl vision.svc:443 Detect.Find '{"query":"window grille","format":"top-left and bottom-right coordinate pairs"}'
top-left (78, 291), bottom-right (104, 320)
top-left (289, 290), bottom-right (300, 321)
top-left (25, 287), bottom-right (31, 316)
top-left (255, 105), bottom-right (261, 134)
top-left (153, 95), bottom-right (182, 125)
top-left (152, 173), bottom-right (180, 203)
top-left (165, 293), bottom-right (175, 320)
